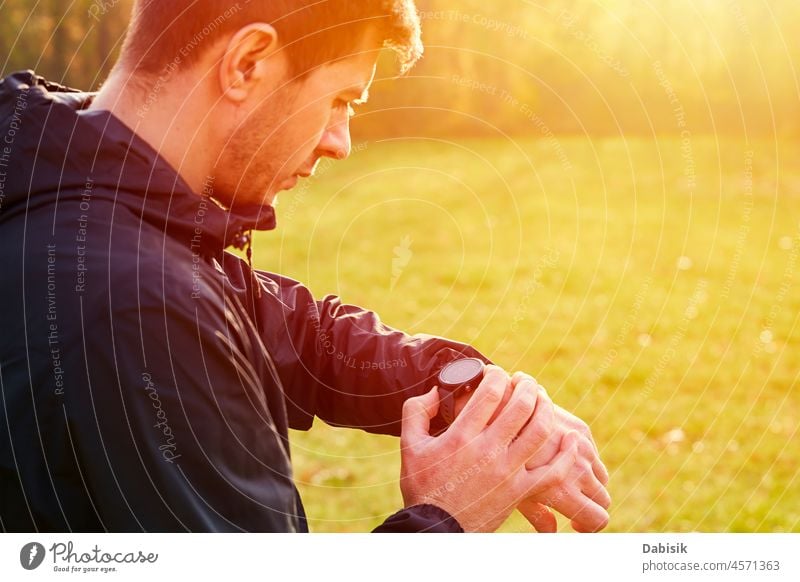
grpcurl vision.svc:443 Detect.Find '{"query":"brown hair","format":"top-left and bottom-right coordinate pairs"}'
top-left (118, 0), bottom-right (423, 78)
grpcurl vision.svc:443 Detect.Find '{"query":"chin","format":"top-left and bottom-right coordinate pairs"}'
top-left (279, 177), bottom-right (298, 191)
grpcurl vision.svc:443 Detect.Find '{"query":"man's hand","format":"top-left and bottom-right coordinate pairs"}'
top-left (452, 370), bottom-right (611, 532)
top-left (511, 372), bottom-right (611, 533)
top-left (399, 366), bottom-right (581, 532)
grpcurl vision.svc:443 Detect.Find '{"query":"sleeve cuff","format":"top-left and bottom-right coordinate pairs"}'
top-left (372, 504), bottom-right (464, 533)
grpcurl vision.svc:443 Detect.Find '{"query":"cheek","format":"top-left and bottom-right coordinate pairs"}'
top-left (288, 109), bottom-right (330, 155)
top-left (246, 99), bottom-right (331, 175)
top-left (297, 104), bottom-right (332, 145)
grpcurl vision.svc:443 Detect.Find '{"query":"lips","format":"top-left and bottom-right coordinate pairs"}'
top-left (278, 168), bottom-right (314, 191)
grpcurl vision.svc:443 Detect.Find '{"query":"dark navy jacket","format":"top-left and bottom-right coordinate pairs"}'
top-left (0, 71), bottom-right (488, 533)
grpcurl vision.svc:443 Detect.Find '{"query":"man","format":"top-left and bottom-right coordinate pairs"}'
top-left (0, 0), bottom-right (609, 532)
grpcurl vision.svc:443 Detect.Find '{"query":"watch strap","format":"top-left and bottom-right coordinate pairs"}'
top-left (438, 386), bottom-right (458, 426)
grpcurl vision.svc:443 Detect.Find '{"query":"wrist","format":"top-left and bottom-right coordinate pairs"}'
top-left (436, 357), bottom-right (486, 425)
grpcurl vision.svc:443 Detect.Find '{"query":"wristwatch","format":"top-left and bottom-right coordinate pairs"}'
top-left (436, 357), bottom-right (485, 425)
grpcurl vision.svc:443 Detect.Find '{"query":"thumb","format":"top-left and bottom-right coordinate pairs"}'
top-left (401, 386), bottom-right (440, 446)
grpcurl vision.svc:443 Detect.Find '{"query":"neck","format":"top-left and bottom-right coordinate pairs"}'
top-left (89, 68), bottom-right (214, 194)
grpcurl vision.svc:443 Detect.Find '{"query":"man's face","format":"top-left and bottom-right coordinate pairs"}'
top-left (214, 41), bottom-right (378, 210)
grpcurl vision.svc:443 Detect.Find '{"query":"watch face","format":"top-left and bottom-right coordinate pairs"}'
top-left (439, 357), bottom-right (485, 388)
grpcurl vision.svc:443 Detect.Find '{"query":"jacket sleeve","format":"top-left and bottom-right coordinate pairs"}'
top-left (254, 270), bottom-right (493, 436)
top-left (373, 504), bottom-right (463, 533)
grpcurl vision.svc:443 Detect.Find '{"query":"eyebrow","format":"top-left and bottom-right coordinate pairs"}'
top-left (344, 85), bottom-right (370, 104)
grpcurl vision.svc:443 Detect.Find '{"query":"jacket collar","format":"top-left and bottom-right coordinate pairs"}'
top-left (77, 98), bottom-right (277, 253)
top-left (1, 71), bottom-right (276, 253)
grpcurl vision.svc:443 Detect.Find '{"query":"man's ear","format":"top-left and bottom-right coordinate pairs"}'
top-left (219, 23), bottom-right (282, 103)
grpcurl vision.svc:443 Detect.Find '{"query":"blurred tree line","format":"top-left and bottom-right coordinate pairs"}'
top-left (2, 0), bottom-right (798, 136)
top-left (1, 0), bottom-right (133, 90)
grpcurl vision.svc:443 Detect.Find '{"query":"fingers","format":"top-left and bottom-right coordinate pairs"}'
top-left (506, 384), bottom-right (555, 467)
top-left (400, 386), bottom-right (439, 447)
top-left (511, 371), bottom-right (542, 396)
top-left (517, 374), bottom-right (609, 486)
top-left (522, 430), bottom-right (580, 497)
top-left (448, 365), bottom-right (509, 438)
top-left (521, 432), bottom-right (610, 533)
top-left (511, 370), bottom-right (541, 382)
top-left (593, 456), bottom-right (610, 486)
top-left (486, 378), bottom-right (539, 450)
top-left (518, 499), bottom-right (558, 533)
top-left (582, 474), bottom-right (612, 510)
top-left (542, 436), bottom-right (609, 532)
top-left (511, 370), bottom-right (532, 387)
top-left (576, 434), bottom-right (609, 486)
top-left (569, 500), bottom-right (610, 533)
top-left (549, 482), bottom-right (610, 533)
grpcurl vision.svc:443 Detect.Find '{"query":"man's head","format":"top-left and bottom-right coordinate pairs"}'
top-left (112, 0), bottom-right (422, 209)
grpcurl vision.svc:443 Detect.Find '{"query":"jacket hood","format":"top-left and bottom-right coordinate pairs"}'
top-left (0, 70), bottom-right (275, 251)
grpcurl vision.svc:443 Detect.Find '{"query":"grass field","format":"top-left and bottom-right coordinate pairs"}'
top-left (253, 135), bottom-right (800, 533)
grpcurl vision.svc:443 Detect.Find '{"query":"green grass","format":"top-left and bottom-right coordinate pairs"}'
top-left (253, 135), bottom-right (800, 532)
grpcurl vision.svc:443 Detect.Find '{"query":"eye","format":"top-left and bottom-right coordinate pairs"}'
top-left (334, 99), bottom-right (356, 118)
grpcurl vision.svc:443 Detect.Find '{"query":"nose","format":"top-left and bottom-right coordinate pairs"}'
top-left (316, 111), bottom-right (352, 161)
